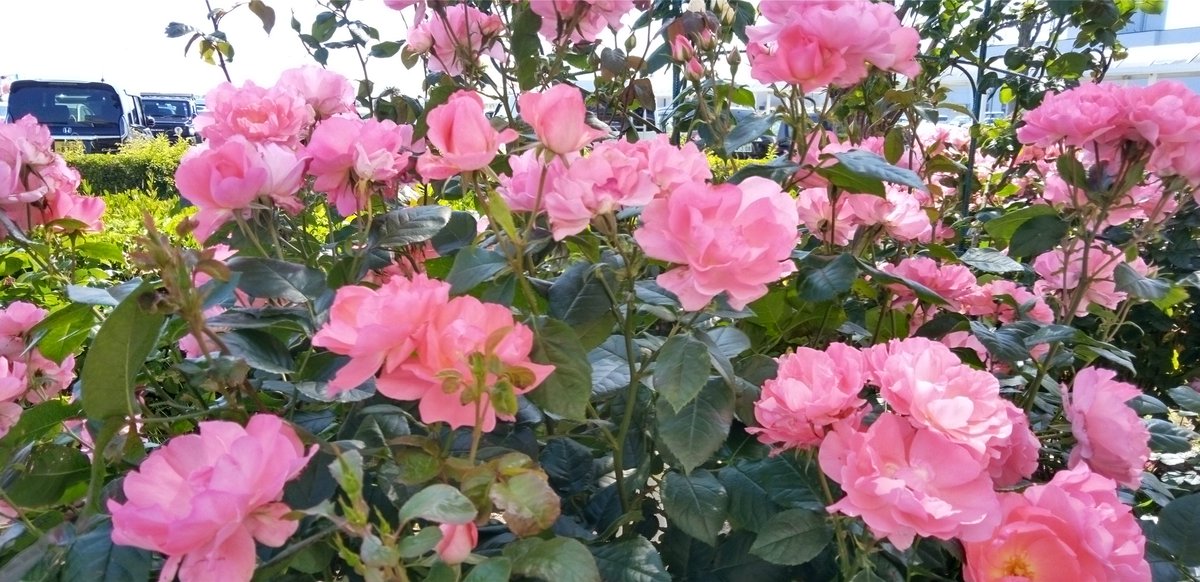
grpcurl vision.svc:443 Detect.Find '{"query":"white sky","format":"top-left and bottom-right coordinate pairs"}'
top-left (0, 0), bottom-right (424, 96)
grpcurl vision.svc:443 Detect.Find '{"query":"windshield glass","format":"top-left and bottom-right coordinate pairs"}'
top-left (143, 99), bottom-right (192, 119)
top-left (7, 84), bottom-right (124, 134)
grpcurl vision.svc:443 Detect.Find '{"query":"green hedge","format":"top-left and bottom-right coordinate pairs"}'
top-left (61, 136), bottom-right (189, 197)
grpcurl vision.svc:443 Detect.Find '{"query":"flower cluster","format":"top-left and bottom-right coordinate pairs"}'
top-left (0, 302), bottom-right (76, 437)
top-left (109, 415), bottom-right (316, 582)
top-left (0, 116), bottom-right (104, 239)
top-left (530, 0), bottom-right (635, 45)
top-left (797, 186), bottom-right (934, 246)
top-left (312, 274), bottom-right (554, 430)
top-left (1032, 239), bottom-right (1141, 317)
top-left (746, 0), bottom-right (920, 90)
top-left (408, 4), bottom-right (505, 77)
top-left (749, 343), bottom-right (867, 450)
top-left (1018, 80), bottom-right (1200, 187)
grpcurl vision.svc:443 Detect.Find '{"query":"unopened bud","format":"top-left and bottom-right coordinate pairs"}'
top-left (671, 35), bottom-right (695, 63)
top-left (685, 58), bottom-right (703, 82)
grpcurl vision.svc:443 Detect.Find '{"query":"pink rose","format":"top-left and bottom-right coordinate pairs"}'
top-left (819, 412), bottom-right (1001, 550)
top-left (436, 522), bottom-right (478, 565)
top-left (1032, 240), bottom-right (1127, 316)
top-left (796, 187), bottom-right (858, 245)
top-left (194, 81), bottom-right (314, 147)
top-left (496, 149), bottom-right (575, 213)
top-left (984, 401), bottom-right (1040, 487)
top-left (964, 279), bottom-right (1054, 324)
top-left (307, 115), bottom-right (422, 216)
top-left (276, 65), bottom-right (356, 119)
top-left (0, 357), bottom-right (28, 403)
top-left (748, 343), bottom-right (868, 450)
top-left (541, 140), bottom-right (657, 239)
top-left (108, 415), bottom-right (316, 582)
top-left (375, 293), bottom-right (554, 430)
top-left (408, 4), bottom-right (505, 77)
top-left (0, 301), bottom-right (48, 358)
top-left (0, 402), bottom-right (20, 439)
top-left (518, 84), bottom-right (608, 155)
top-left (843, 187), bottom-right (932, 243)
top-left (1064, 367), bottom-right (1150, 488)
top-left (417, 90), bottom-right (517, 180)
top-left (880, 256), bottom-right (980, 312)
top-left (963, 466), bottom-right (1149, 581)
top-left (530, 0), bottom-right (635, 44)
top-left (634, 177), bottom-right (799, 311)
top-left (622, 135), bottom-right (711, 198)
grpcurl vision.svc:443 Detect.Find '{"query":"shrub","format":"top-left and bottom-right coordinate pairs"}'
top-left (62, 135), bottom-right (189, 197)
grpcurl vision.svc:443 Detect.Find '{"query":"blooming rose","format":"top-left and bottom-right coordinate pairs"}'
top-left (1032, 240), bottom-right (1127, 316)
top-left (963, 279), bottom-right (1054, 324)
top-left (1064, 367), bottom-right (1150, 488)
top-left (108, 415), bottom-right (316, 582)
top-left (622, 135), bottom-right (711, 198)
top-left (408, 4), bottom-right (505, 77)
top-left (963, 466), bottom-right (1149, 581)
top-left (796, 187), bottom-right (858, 245)
top-left (276, 65), bottom-right (356, 119)
top-left (540, 140), bottom-right (658, 239)
top-left (843, 187), bottom-right (933, 243)
top-left (530, 0), bottom-right (635, 44)
top-left (1017, 83), bottom-right (1130, 159)
top-left (635, 177), bottom-right (799, 311)
top-left (749, 343), bottom-right (868, 450)
top-left (984, 401), bottom-right (1040, 487)
top-left (880, 256), bottom-right (981, 312)
top-left (518, 84), bottom-right (607, 155)
top-left (194, 81), bottom-right (314, 147)
top-left (306, 115), bottom-right (421, 215)
top-left (819, 412), bottom-right (1001, 549)
top-left (495, 149), bottom-right (575, 212)
top-left (0, 116), bottom-right (103, 237)
top-left (436, 522), bottom-right (478, 565)
top-left (417, 90), bottom-right (517, 180)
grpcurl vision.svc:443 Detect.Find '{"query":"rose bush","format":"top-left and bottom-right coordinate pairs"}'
top-left (1, 0), bottom-right (1199, 581)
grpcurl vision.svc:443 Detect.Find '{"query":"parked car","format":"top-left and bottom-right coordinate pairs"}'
top-left (4, 80), bottom-right (152, 152)
top-left (141, 93), bottom-right (199, 142)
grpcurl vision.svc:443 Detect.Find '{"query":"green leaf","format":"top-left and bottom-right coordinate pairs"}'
top-left (510, 8), bottom-right (543, 91)
top-left (590, 536), bottom-right (670, 582)
top-left (1168, 386), bottom-right (1200, 414)
top-left (431, 211), bottom-right (477, 255)
top-left (26, 303), bottom-right (96, 363)
top-left (661, 471), bottom-right (728, 546)
top-left (958, 247), bottom-right (1024, 274)
top-left (727, 158), bottom-right (799, 185)
top-left (1146, 419), bottom-right (1197, 454)
top-left (657, 379), bottom-right (733, 474)
top-left (463, 557), bottom-right (513, 582)
top-left (724, 113), bottom-right (779, 156)
top-left (504, 537), bottom-right (601, 582)
top-left (796, 253), bottom-right (859, 303)
top-left (0, 400), bottom-right (81, 468)
top-left (549, 262), bottom-right (614, 326)
top-left (64, 521), bottom-right (153, 582)
top-left (883, 127), bottom-right (905, 165)
top-left (67, 279), bottom-right (142, 306)
top-left (655, 335), bottom-right (712, 412)
top-left (724, 456), bottom-right (823, 510)
top-left (398, 484), bottom-right (477, 525)
top-left (1056, 155), bottom-right (1089, 190)
top-left (970, 321), bottom-right (1034, 363)
top-left (248, 0), bottom-right (275, 33)
top-left (370, 40), bottom-right (403, 58)
top-left (80, 285), bottom-right (166, 421)
top-left (490, 471), bottom-right (561, 537)
top-left (717, 464), bottom-right (779, 532)
top-left (981, 205), bottom-right (1058, 246)
top-left (1008, 215), bottom-right (1068, 259)
top-left (164, 22), bottom-right (196, 38)
top-left (76, 241), bottom-right (126, 264)
top-left (528, 318), bottom-right (592, 420)
top-left (312, 11), bottom-right (337, 43)
top-left (1157, 493), bottom-right (1200, 566)
top-left (445, 246), bottom-right (507, 295)
top-left (370, 205), bottom-right (451, 248)
top-left (227, 257), bottom-right (327, 303)
top-left (222, 329), bottom-right (294, 373)
top-left (748, 508), bottom-right (831, 566)
top-left (1114, 262), bottom-right (1170, 300)
top-left (4, 443), bottom-right (90, 507)
top-left (857, 259), bottom-right (950, 306)
top-left (820, 150), bottom-right (927, 196)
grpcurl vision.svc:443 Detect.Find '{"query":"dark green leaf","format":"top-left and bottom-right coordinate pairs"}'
top-left (248, 0), bottom-right (275, 33)
top-left (1146, 419), bottom-right (1197, 454)
top-left (504, 537), bottom-right (601, 582)
top-left (67, 279), bottom-right (142, 307)
top-left (4, 444), bottom-right (90, 507)
top-left (463, 557), bottom-right (513, 582)
top-left (655, 335), bottom-right (711, 411)
top-left (657, 379), bottom-right (733, 474)
top-left (981, 205), bottom-right (1058, 246)
top-left (589, 336), bottom-right (631, 399)
top-left (590, 536), bottom-right (670, 582)
top-left (661, 471), bottom-right (728, 546)
top-left (717, 464), bottom-right (779, 532)
top-left (371, 205), bottom-right (451, 248)
top-left (1114, 262), bottom-right (1170, 300)
top-left (1157, 493), bottom-right (1200, 566)
top-left (312, 11), bottom-right (337, 43)
top-left (1168, 386), bottom-right (1200, 414)
top-left (222, 329), bottom-right (294, 373)
top-left (164, 22), bottom-right (196, 38)
top-left (445, 246), bottom-right (507, 295)
top-left (883, 127), bottom-right (905, 165)
top-left (724, 113), bottom-right (780, 156)
top-left (725, 456), bottom-right (823, 510)
top-left (970, 321), bottom-right (1035, 363)
top-left (797, 253), bottom-right (859, 303)
top-left (64, 521), bottom-right (153, 582)
top-left (857, 259), bottom-right (950, 306)
top-left (1056, 155), bottom-right (1089, 190)
top-left (528, 318), bottom-right (592, 420)
top-left (398, 484), bottom-right (476, 524)
top-left (1008, 215), bottom-right (1068, 259)
top-left (0, 400), bottom-right (80, 468)
top-left (511, 8), bottom-right (543, 91)
top-left (227, 257), bottom-right (327, 303)
top-left (1025, 323), bottom-right (1076, 346)
top-left (431, 211), bottom-right (477, 255)
top-left (549, 262), bottom-right (614, 326)
top-left (958, 248), bottom-right (1024, 274)
top-left (726, 158), bottom-right (799, 185)
top-left (27, 303), bottom-right (96, 363)
top-left (80, 285), bottom-right (165, 421)
top-left (825, 150), bottom-right (927, 195)
top-left (748, 509), bottom-right (831, 566)
top-left (370, 40), bottom-right (403, 58)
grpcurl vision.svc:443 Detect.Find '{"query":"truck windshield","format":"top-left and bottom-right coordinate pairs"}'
top-left (143, 99), bottom-right (193, 119)
top-left (7, 84), bottom-right (123, 128)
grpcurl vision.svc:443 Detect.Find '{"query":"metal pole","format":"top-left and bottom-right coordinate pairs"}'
top-left (960, 0), bottom-right (992, 246)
